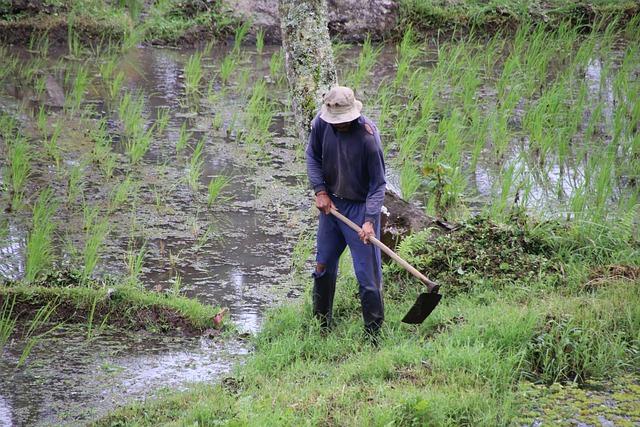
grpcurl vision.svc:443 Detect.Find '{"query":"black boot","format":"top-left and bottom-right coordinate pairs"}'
top-left (312, 271), bottom-right (337, 330)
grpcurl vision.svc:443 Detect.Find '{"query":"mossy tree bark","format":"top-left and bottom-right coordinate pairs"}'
top-left (278, 0), bottom-right (337, 142)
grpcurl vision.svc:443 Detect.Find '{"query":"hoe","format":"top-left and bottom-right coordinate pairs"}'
top-left (330, 208), bottom-right (441, 324)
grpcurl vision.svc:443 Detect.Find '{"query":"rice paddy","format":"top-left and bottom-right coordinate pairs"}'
top-left (0, 7), bottom-right (638, 425)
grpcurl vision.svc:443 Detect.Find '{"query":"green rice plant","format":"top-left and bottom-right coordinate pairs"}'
top-left (238, 68), bottom-right (251, 94)
top-left (126, 127), bottom-right (153, 164)
top-left (91, 120), bottom-right (117, 178)
top-left (346, 35), bottom-right (382, 90)
top-left (17, 300), bottom-right (60, 367)
top-left (99, 56), bottom-right (118, 82)
top-left (44, 124), bottom-right (62, 169)
top-left (154, 107), bottom-right (170, 136)
top-left (256, 28), bottom-right (265, 54)
top-left (82, 210), bottom-right (110, 282)
top-left (219, 53), bottom-right (237, 85)
top-left (36, 105), bottom-right (48, 136)
top-left (67, 163), bottom-right (85, 204)
top-left (244, 79), bottom-right (274, 146)
top-left (394, 26), bottom-right (420, 88)
top-left (184, 51), bottom-right (204, 96)
top-left (6, 136), bottom-right (31, 207)
top-left (126, 242), bottom-right (146, 287)
top-left (176, 122), bottom-right (191, 154)
top-left (118, 91), bottom-right (145, 138)
top-left (186, 138), bottom-right (205, 190)
top-left (269, 49), bottom-right (284, 83)
top-left (66, 66), bottom-right (91, 112)
top-left (233, 20), bottom-right (251, 54)
top-left (109, 71), bottom-right (125, 101)
top-left (399, 162), bottom-right (421, 201)
top-left (0, 53), bottom-right (19, 83)
top-left (25, 188), bottom-right (57, 282)
top-left (67, 21), bottom-right (83, 58)
top-left (0, 296), bottom-right (17, 351)
top-left (109, 175), bottom-right (137, 212)
top-left (28, 32), bottom-right (50, 57)
top-left (207, 175), bottom-right (232, 207)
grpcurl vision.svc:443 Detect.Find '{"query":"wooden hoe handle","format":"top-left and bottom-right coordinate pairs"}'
top-left (329, 208), bottom-right (439, 292)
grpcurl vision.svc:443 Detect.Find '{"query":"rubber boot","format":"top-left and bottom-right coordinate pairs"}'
top-left (312, 271), bottom-right (337, 330)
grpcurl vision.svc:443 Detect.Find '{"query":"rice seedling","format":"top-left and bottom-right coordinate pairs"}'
top-left (269, 49), bottom-right (284, 83)
top-left (25, 188), bottom-right (57, 282)
top-left (184, 51), bottom-right (204, 96)
top-left (0, 296), bottom-right (17, 351)
top-left (67, 163), bottom-right (85, 204)
top-left (67, 21), bottom-right (83, 58)
top-left (394, 26), bottom-right (420, 88)
top-left (244, 79), bottom-right (274, 146)
top-left (399, 162), bottom-right (421, 201)
top-left (219, 53), bottom-right (237, 85)
top-left (154, 107), bottom-right (170, 136)
top-left (108, 71), bottom-right (125, 101)
top-left (28, 32), bottom-right (50, 57)
top-left (126, 126), bottom-right (153, 164)
top-left (118, 91), bottom-right (145, 138)
top-left (186, 138), bottom-right (206, 190)
top-left (126, 242), bottom-right (146, 287)
top-left (82, 206), bottom-right (110, 282)
top-left (44, 124), bottom-right (62, 169)
top-left (91, 120), bottom-right (117, 178)
top-left (233, 21), bottom-right (251, 54)
top-left (36, 105), bottom-right (48, 136)
top-left (109, 175), bottom-right (137, 212)
top-left (66, 66), bottom-right (91, 112)
top-left (17, 301), bottom-right (60, 367)
top-left (207, 175), bottom-right (232, 207)
top-left (256, 28), bottom-right (265, 54)
top-left (6, 136), bottom-right (31, 208)
top-left (176, 122), bottom-right (191, 154)
top-left (346, 35), bottom-right (382, 90)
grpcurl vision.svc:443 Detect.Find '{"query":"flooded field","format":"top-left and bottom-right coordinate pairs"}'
top-left (1, 19), bottom-right (638, 425)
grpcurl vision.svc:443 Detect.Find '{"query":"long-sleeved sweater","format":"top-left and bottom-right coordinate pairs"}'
top-left (305, 114), bottom-right (386, 223)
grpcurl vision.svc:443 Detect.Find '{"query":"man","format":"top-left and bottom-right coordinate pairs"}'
top-left (306, 85), bottom-right (386, 338)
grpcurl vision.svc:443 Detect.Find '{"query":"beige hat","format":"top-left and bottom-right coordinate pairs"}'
top-left (320, 86), bottom-right (363, 124)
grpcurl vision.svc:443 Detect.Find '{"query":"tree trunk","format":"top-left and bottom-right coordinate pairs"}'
top-left (278, 0), bottom-right (337, 142)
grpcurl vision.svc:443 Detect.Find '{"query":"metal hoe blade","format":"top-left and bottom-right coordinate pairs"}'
top-left (401, 292), bottom-right (443, 324)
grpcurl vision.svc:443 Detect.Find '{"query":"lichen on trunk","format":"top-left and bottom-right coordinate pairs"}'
top-left (278, 0), bottom-right (337, 141)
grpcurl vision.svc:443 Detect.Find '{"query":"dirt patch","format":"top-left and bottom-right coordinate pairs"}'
top-left (586, 264), bottom-right (640, 290)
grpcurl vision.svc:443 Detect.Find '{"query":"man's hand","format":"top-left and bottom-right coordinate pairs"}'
top-left (315, 191), bottom-right (336, 215)
top-left (359, 221), bottom-right (375, 244)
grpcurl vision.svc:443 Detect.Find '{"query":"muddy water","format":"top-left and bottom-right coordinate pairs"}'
top-left (0, 45), bottom-right (312, 425)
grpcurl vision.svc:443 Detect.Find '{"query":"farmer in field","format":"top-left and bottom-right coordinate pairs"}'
top-left (306, 86), bottom-right (386, 338)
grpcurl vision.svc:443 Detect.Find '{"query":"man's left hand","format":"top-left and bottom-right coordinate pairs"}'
top-left (359, 221), bottom-right (375, 244)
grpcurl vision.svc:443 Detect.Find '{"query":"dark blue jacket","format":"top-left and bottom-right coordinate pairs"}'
top-left (306, 114), bottom-right (386, 223)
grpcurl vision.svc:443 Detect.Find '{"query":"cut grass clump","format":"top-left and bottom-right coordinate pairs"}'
top-left (387, 213), bottom-right (561, 296)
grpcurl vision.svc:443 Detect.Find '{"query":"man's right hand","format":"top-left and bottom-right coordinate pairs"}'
top-left (315, 191), bottom-right (336, 215)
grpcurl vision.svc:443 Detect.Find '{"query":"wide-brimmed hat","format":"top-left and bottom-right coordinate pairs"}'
top-left (320, 86), bottom-right (363, 124)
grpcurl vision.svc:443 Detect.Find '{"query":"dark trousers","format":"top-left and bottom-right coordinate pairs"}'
top-left (312, 195), bottom-right (384, 332)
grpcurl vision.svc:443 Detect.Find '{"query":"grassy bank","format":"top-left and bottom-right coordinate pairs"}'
top-left (0, 0), bottom-right (238, 46)
top-left (99, 215), bottom-right (639, 425)
top-left (0, 272), bottom-right (228, 335)
top-left (399, 0), bottom-right (640, 36)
